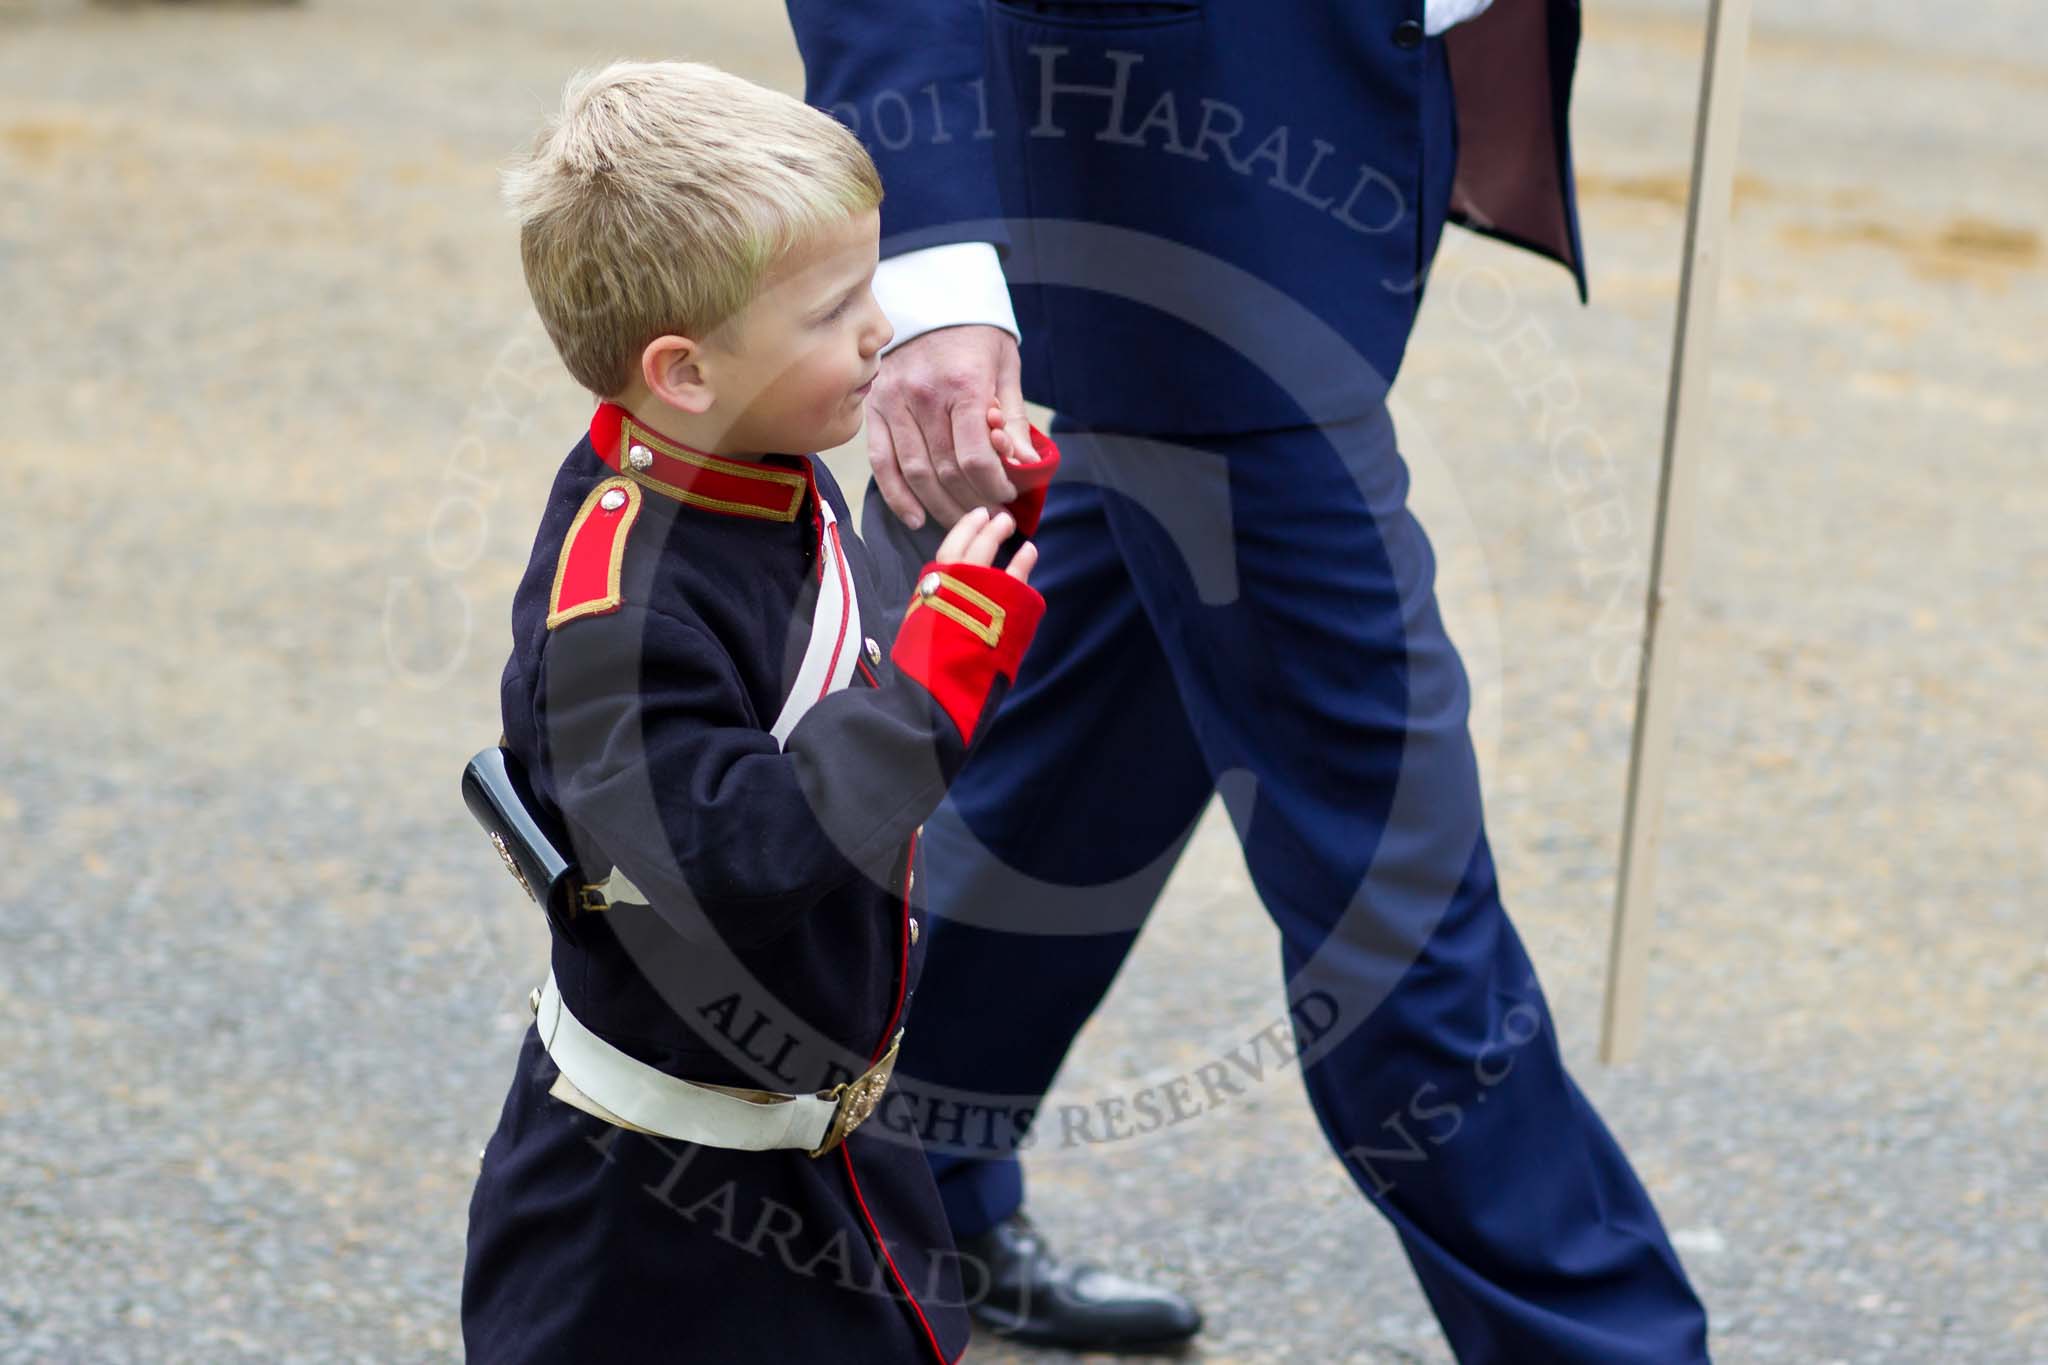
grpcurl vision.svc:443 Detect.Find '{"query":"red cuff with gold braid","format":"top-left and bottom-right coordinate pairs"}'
top-left (891, 561), bottom-right (1046, 744)
top-left (1004, 424), bottom-right (1061, 539)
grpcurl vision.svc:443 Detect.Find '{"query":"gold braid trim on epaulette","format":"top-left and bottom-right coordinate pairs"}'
top-left (546, 477), bottom-right (643, 629)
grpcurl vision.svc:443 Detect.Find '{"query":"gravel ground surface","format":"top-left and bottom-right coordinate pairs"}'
top-left (1, 2), bottom-right (2042, 1362)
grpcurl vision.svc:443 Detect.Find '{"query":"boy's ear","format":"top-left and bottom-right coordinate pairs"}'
top-left (640, 335), bottom-right (714, 414)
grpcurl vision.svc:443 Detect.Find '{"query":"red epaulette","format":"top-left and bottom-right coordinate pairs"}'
top-left (546, 476), bottom-right (644, 629)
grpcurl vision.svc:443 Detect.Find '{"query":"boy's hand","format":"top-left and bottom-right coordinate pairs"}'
top-left (934, 508), bottom-right (1038, 587)
top-left (983, 402), bottom-right (1041, 469)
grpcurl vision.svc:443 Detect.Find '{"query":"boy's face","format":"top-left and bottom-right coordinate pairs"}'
top-left (701, 207), bottom-right (893, 456)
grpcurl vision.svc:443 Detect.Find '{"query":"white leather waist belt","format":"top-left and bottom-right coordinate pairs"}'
top-left (528, 970), bottom-right (901, 1158)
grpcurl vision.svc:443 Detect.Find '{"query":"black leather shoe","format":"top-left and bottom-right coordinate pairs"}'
top-left (957, 1210), bottom-right (1203, 1352)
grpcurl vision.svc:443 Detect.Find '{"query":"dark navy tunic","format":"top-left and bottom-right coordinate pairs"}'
top-left (461, 402), bottom-right (1051, 1364)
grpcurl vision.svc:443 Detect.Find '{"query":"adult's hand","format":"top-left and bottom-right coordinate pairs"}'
top-left (865, 324), bottom-right (1037, 531)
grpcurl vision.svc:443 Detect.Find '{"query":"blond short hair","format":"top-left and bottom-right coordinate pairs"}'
top-left (503, 60), bottom-right (884, 396)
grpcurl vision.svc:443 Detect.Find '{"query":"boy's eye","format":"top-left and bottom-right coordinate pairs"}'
top-left (820, 298), bottom-right (851, 323)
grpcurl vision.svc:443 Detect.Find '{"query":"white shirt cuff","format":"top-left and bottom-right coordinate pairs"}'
top-left (1425, 0), bottom-right (1494, 35)
top-left (874, 241), bottom-right (1020, 358)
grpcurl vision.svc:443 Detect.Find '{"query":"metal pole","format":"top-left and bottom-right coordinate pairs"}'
top-left (1600, 0), bottom-right (1755, 1064)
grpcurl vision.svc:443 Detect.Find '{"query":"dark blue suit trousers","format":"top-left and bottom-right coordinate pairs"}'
top-left (887, 36), bottom-right (1711, 1363)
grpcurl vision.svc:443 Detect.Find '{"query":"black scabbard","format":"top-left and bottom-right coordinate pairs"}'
top-left (461, 746), bottom-right (585, 941)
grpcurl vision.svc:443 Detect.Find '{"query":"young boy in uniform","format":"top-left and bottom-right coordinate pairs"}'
top-left (460, 60), bottom-right (1059, 1364)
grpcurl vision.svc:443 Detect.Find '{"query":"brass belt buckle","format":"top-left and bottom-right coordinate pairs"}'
top-left (809, 1029), bottom-right (903, 1158)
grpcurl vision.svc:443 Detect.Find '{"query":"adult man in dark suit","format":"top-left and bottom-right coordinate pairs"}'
top-left (784, 1), bottom-right (1712, 1358)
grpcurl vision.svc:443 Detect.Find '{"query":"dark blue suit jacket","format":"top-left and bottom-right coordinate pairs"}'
top-left (790, 0), bottom-right (1583, 434)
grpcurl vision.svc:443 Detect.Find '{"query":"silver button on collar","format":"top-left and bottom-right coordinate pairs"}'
top-left (627, 443), bottom-right (654, 471)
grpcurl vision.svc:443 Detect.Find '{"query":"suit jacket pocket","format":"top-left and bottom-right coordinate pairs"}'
top-left (991, 0), bottom-right (1203, 26)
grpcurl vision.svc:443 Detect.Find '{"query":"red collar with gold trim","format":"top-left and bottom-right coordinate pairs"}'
top-left (589, 402), bottom-right (809, 523)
